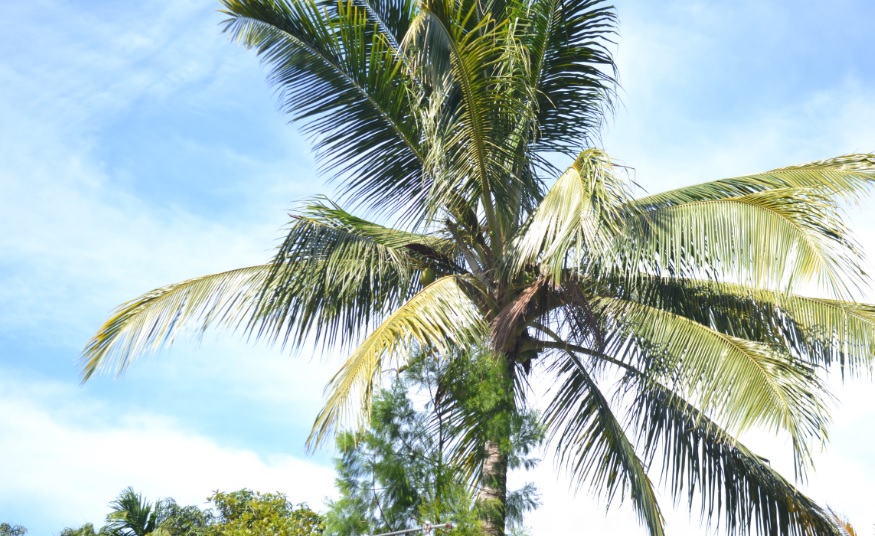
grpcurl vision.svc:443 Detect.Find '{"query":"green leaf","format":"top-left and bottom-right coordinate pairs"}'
top-left (600, 274), bottom-right (875, 375)
top-left (628, 380), bottom-right (842, 536)
top-left (221, 0), bottom-right (426, 219)
top-left (309, 275), bottom-right (487, 446)
top-left (254, 199), bottom-right (454, 350)
top-left (512, 148), bottom-right (630, 280)
top-left (544, 351), bottom-right (664, 536)
top-left (622, 154), bottom-right (875, 297)
top-left (81, 266), bottom-right (275, 381)
top-left (523, 0), bottom-right (617, 153)
top-left (594, 296), bottom-right (832, 478)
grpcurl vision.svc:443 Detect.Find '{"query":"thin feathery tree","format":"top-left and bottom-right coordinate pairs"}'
top-left (82, 0), bottom-right (875, 534)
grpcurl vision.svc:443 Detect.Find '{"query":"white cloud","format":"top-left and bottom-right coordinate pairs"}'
top-left (0, 372), bottom-right (336, 533)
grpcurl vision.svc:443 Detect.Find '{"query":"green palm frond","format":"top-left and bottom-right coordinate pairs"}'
top-left (521, 0), bottom-right (617, 153)
top-left (309, 275), bottom-right (487, 447)
top-left (105, 487), bottom-right (165, 536)
top-left (601, 274), bottom-right (875, 375)
top-left (628, 380), bottom-right (841, 536)
top-left (220, 0), bottom-right (426, 219)
top-left (594, 296), bottom-right (832, 477)
top-left (513, 149), bottom-right (630, 280)
top-left (544, 351), bottom-right (664, 536)
top-left (254, 202), bottom-right (433, 349)
top-left (347, 0), bottom-right (417, 52)
top-left (297, 197), bottom-right (458, 261)
top-left (81, 265), bottom-right (275, 382)
top-left (633, 154), bottom-right (875, 209)
top-left (82, 203), bottom-right (439, 380)
top-left (622, 154), bottom-right (875, 297)
top-left (404, 0), bottom-right (536, 242)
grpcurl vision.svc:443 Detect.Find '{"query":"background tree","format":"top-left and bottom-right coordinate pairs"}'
top-left (58, 523), bottom-right (115, 536)
top-left (104, 487), bottom-right (166, 536)
top-left (0, 524), bottom-right (26, 536)
top-left (325, 351), bottom-right (541, 536)
top-left (80, 0), bottom-right (875, 535)
top-left (54, 488), bottom-right (320, 536)
top-left (207, 490), bottom-right (323, 536)
top-left (157, 500), bottom-right (214, 536)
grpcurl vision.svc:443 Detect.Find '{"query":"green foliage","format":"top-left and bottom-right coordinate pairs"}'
top-left (105, 487), bottom-right (165, 536)
top-left (324, 353), bottom-right (541, 536)
top-left (56, 488), bottom-right (321, 536)
top-left (158, 499), bottom-right (214, 536)
top-left (0, 524), bottom-right (27, 536)
top-left (58, 523), bottom-right (114, 536)
top-left (207, 490), bottom-right (323, 536)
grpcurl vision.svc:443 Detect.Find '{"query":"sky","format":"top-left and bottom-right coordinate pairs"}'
top-left (0, 0), bottom-right (874, 534)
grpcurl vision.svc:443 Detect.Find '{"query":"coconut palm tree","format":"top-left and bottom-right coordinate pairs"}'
top-left (81, 0), bottom-right (875, 535)
top-left (104, 487), bottom-right (166, 536)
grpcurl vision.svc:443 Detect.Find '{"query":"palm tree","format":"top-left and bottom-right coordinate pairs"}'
top-left (104, 487), bottom-right (166, 536)
top-left (80, 0), bottom-right (875, 534)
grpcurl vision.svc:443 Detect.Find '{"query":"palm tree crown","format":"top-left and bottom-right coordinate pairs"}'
top-left (105, 487), bottom-right (165, 536)
top-left (82, 0), bottom-right (875, 535)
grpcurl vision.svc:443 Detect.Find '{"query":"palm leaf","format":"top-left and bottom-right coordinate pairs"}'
top-left (632, 154), bottom-right (875, 209)
top-left (81, 265), bottom-right (275, 381)
top-left (403, 0), bottom-right (536, 242)
top-left (628, 379), bottom-right (841, 536)
top-left (593, 296), bottom-right (832, 478)
top-left (544, 350), bottom-right (664, 536)
top-left (522, 0), bottom-right (617, 153)
top-left (297, 197), bottom-right (458, 261)
top-left (221, 0), bottom-right (427, 219)
top-left (82, 203), bottom-right (438, 380)
top-left (347, 0), bottom-right (417, 53)
top-left (254, 201), bottom-right (438, 349)
top-left (309, 275), bottom-right (487, 446)
top-left (600, 274), bottom-right (875, 375)
top-left (512, 149), bottom-right (630, 280)
top-left (622, 154), bottom-right (875, 297)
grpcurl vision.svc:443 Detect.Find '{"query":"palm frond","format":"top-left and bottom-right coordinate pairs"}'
top-left (628, 379), bottom-right (841, 536)
top-left (254, 200), bottom-right (440, 350)
top-left (544, 350), bottom-right (664, 536)
top-left (348, 0), bottom-right (417, 52)
top-left (82, 202), bottom-right (442, 381)
top-left (512, 149), bottom-right (631, 280)
top-left (600, 274), bottom-right (875, 375)
top-left (521, 0), bottom-right (617, 153)
top-left (633, 154), bottom-right (875, 209)
top-left (403, 0), bottom-right (537, 241)
top-left (827, 508), bottom-right (860, 536)
top-left (594, 296), bottom-right (832, 478)
top-left (622, 154), bottom-right (875, 297)
top-left (220, 0), bottom-right (426, 219)
top-left (298, 196), bottom-right (460, 265)
top-left (81, 265), bottom-right (274, 381)
top-left (309, 275), bottom-right (487, 447)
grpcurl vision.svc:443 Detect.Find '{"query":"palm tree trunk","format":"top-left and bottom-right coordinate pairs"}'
top-left (478, 439), bottom-right (508, 536)
top-left (476, 353), bottom-right (515, 536)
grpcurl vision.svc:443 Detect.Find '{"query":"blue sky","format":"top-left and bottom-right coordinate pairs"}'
top-left (1, 0), bottom-right (873, 534)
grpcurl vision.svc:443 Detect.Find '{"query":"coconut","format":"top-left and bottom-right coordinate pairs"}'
top-left (419, 267), bottom-right (436, 286)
